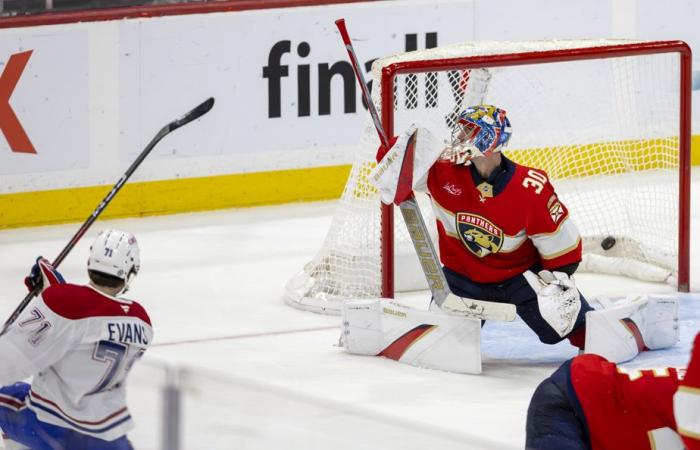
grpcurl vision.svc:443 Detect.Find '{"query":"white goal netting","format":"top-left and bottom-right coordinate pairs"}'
top-left (285, 40), bottom-right (689, 314)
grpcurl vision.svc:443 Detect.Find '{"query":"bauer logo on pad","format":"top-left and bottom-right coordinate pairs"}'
top-left (456, 213), bottom-right (503, 257)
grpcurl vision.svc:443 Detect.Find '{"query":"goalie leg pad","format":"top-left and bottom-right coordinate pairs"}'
top-left (341, 299), bottom-right (482, 374)
top-left (340, 299), bottom-right (384, 355)
top-left (641, 294), bottom-right (679, 350)
top-left (584, 295), bottom-right (679, 363)
top-left (585, 298), bottom-right (647, 363)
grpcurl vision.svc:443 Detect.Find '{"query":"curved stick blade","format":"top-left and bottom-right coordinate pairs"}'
top-left (335, 18), bottom-right (350, 44)
top-left (171, 97), bottom-right (215, 130)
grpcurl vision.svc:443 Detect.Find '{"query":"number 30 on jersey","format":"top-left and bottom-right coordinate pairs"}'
top-left (523, 170), bottom-right (547, 194)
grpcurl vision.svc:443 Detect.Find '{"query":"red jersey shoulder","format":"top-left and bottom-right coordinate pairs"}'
top-left (511, 163), bottom-right (555, 195)
top-left (511, 162), bottom-right (568, 222)
top-left (42, 284), bottom-right (151, 325)
top-left (427, 161), bottom-right (471, 199)
top-left (571, 353), bottom-right (616, 377)
top-left (124, 300), bottom-right (151, 326)
top-left (572, 353), bottom-right (682, 393)
top-left (429, 160), bottom-right (469, 182)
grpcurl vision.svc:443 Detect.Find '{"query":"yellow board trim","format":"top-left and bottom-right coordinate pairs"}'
top-left (1, 134), bottom-right (698, 230)
top-left (505, 135), bottom-right (699, 179)
top-left (0, 165), bottom-right (352, 229)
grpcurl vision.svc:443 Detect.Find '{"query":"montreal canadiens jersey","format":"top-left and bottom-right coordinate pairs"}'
top-left (571, 333), bottom-right (700, 450)
top-left (0, 283), bottom-right (152, 441)
top-left (422, 156), bottom-right (582, 283)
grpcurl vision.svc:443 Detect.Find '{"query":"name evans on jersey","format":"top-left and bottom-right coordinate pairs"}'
top-left (106, 322), bottom-right (149, 345)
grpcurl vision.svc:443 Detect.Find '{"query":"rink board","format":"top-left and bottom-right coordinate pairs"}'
top-left (0, 0), bottom-right (699, 228)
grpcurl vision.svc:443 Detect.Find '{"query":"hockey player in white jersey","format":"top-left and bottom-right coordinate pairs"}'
top-left (0, 229), bottom-right (152, 450)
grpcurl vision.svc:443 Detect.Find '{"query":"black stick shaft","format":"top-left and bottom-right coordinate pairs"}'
top-left (2, 97), bottom-right (215, 333)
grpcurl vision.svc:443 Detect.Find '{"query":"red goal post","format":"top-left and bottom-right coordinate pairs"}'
top-left (379, 40), bottom-right (692, 297)
top-left (285, 39), bottom-right (691, 315)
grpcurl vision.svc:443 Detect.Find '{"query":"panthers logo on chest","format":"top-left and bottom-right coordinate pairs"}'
top-left (456, 213), bottom-right (504, 257)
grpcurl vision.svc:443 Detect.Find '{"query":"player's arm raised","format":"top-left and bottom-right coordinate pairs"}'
top-left (0, 261), bottom-right (81, 385)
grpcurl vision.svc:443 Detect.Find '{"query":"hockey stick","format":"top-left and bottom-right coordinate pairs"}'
top-left (335, 19), bottom-right (515, 322)
top-left (1, 97), bottom-right (215, 335)
top-left (386, 129), bottom-right (515, 322)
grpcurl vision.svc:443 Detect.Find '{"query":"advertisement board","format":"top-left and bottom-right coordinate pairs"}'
top-left (117, 1), bottom-right (474, 181)
top-left (0, 0), bottom-right (697, 228)
top-left (0, 30), bottom-right (89, 178)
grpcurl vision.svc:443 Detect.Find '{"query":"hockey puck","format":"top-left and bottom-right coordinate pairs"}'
top-left (601, 236), bottom-right (616, 250)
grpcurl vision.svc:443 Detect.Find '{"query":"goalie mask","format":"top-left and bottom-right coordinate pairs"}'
top-left (444, 105), bottom-right (512, 164)
top-left (88, 229), bottom-right (140, 292)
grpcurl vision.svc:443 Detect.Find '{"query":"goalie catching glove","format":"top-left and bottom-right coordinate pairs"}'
top-left (524, 270), bottom-right (581, 338)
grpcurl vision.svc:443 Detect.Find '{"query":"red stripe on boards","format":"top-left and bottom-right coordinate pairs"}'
top-left (0, 0), bottom-right (369, 29)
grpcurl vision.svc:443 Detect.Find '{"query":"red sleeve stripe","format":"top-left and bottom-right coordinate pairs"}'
top-left (0, 394), bottom-right (26, 411)
top-left (30, 390), bottom-right (128, 426)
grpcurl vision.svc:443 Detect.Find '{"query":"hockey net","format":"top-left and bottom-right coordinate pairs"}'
top-left (285, 39), bottom-right (691, 314)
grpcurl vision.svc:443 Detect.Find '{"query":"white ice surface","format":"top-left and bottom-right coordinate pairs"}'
top-left (0, 176), bottom-right (698, 450)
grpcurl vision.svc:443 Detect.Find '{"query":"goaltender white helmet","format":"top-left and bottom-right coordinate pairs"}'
top-left (88, 229), bottom-right (140, 289)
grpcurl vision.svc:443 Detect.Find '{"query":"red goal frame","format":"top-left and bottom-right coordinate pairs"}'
top-left (378, 40), bottom-right (692, 296)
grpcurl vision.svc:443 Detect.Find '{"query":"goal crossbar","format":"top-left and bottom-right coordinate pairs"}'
top-left (378, 40), bottom-right (691, 297)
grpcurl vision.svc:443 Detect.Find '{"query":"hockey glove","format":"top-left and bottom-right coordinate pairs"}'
top-left (24, 257), bottom-right (65, 293)
top-left (523, 270), bottom-right (581, 338)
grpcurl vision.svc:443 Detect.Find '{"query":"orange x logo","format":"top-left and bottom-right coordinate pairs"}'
top-left (0, 50), bottom-right (35, 154)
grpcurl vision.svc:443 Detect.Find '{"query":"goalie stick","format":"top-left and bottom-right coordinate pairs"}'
top-left (1, 97), bottom-right (215, 336)
top-left (334, 19), bottom-right (515, 322)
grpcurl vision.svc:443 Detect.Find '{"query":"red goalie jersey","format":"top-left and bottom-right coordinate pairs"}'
top-left (423, 157), bottom-right (581, 283)
top-left (571, 332), bottom-right (700, 450)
